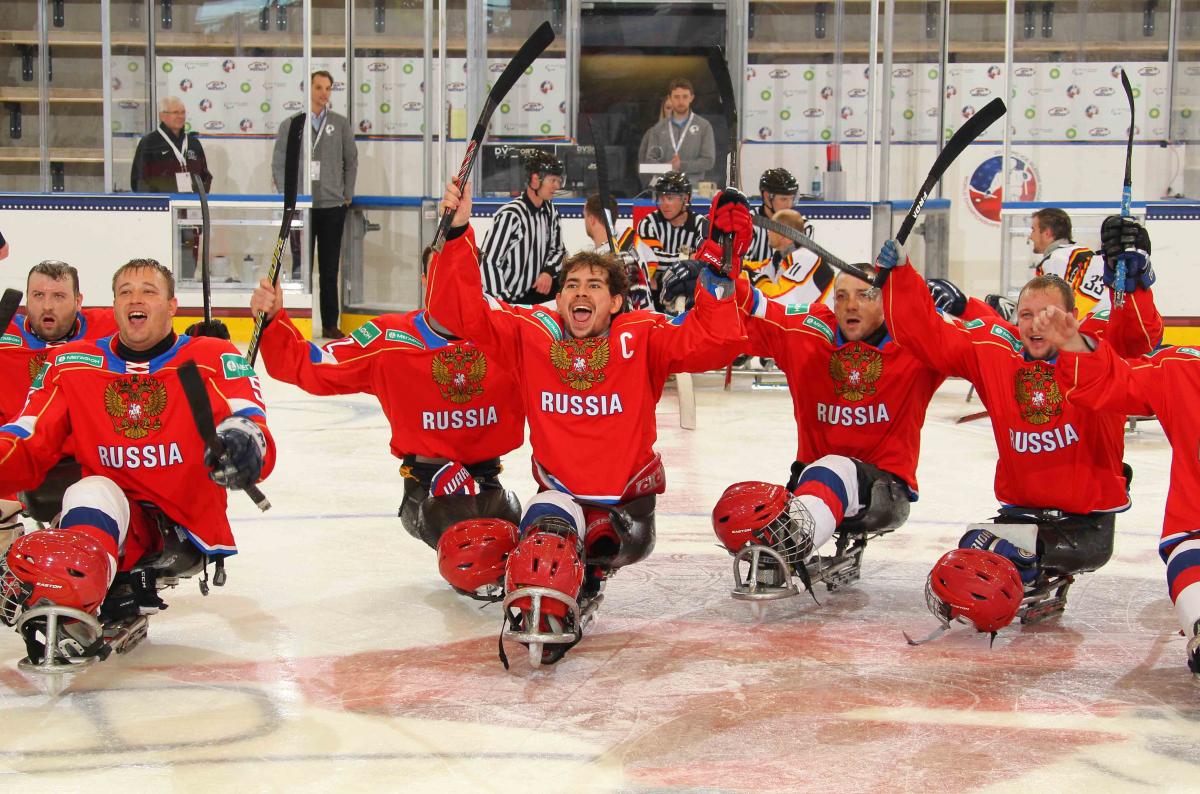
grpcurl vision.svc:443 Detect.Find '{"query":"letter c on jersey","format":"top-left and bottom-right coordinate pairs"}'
top-left (620, 332), bottom-right (634, 360)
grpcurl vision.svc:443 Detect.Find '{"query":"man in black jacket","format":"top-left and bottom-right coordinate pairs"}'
top-left (131, 96), bottom-right (213, 279)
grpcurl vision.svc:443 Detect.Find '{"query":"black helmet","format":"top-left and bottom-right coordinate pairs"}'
top-left (654, 171), bottom-right (691, 198)
top-left (759, 167), bottom-right (799, 196)
top-left (524, 149), bottom-right (564, 179)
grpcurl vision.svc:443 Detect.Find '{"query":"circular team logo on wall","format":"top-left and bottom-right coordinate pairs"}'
top-left (965, 153), bottom-right (1039, 225)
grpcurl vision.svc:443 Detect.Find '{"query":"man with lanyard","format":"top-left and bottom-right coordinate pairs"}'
top-left (272, 70), bottom-right (359, 339)
top-left (638, 78), bottom-right (716, 188)
top-left (130, 96), bottom-right (212, 279)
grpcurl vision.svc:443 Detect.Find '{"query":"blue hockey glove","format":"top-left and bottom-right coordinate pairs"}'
top-left (959, 528), bottom-right (1037, 585)
top-left (1100, 215), bottom-right (1155, 291)
top-left (876, 239), bottom-right (906, 272)
top-left (205, 415), bottom-right (266, 490)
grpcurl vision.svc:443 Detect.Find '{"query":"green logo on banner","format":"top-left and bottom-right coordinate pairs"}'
top-left (1184, 109), bottom-right (1194, 119)
top-left (351, 322), bottom-right (382, 347)
top-left (1025, 107), bottom-right (1036, 119)
top-left (240, 82), bottom-right (251, 93)
top-left (1066, 127), bottom-right (1077, 139)
top-left (820, 129), bottom-right (832, 140)
top-left (220, 353), bottom-right (256, 380)
top-left (403, 63), bottom-right (414, 74)
top-left (57, 352), bottom-right (104, 367)
top-left (260, 102), bottom-right (271, 113)
top-left (385, 330), bottom-right (425, 349)
top-left (283, 63), bottom-right (293, 74)
top-left (524, 66), bottom-right (533, 75)
top-left (501, 103), bottom-right (510, 114)
top-left (162, 62), bottom-right (173, 73)
top-left (128, 62), bottom-right (139, 72)
top-left (1150, 107), bottom-right (1161, 119)
top-left (760, 90), bottom-right (771, 101)
top-left (380, 102), bottom-right (391, 113)
top-left (360, 83), bottom-right (370, 94)
top-left (803, 70), bottom-right (815, 81)
top-left (1050, 67), bottom-right (1061, 79)
top-left (928, 68), bottom-right (938, 79)
top-left (780, 109), bottom-right (791, 121)
top-left (541, 122), bottom-right (551, 133)
top-left (903, 108), bottom-right (914, 120)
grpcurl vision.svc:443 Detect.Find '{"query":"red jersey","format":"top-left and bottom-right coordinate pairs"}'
top-left (0, 334), bottom-right (276, 556)
top-left (259, 308), bottom-right (524, 463)
top-left (884, 260), bottom-right (1163, 514)
top-left (426, 227), bottom-right (745, 503)
top-left (0, 308), bottom-right (118, 420)
top-left (1058, 343), bottom-right (1200, 557)
top-left (737, 285), bottom-right (945, 494)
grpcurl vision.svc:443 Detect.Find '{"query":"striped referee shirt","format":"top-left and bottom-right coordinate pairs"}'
top-left (744, 205), bottom-right (773, 265)
top-left (636, 210), bottom-right (708, 266)
top-left (479, 193), bottom-right (565, 302)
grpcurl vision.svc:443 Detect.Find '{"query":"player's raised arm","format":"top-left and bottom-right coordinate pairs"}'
top-left (879, 239), bottom-right (981, 381)
top-left (1085, 215), bottom-right (1163, 356)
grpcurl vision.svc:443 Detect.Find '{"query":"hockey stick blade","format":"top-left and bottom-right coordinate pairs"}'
top-left (0, 288), bottom-right (22, 332)
top-left (751, 215), bottom-right (875, 284)
top-left (178, 360), bottom-right (271, 512)
top-left (246, 112), bottom-right (304, 368)
top-left (192, 172), bottom-right (213, 325)
top-left (876, 98), bottom-right (1006, 288)
top-left (432, 21), bottom-right (555, 250)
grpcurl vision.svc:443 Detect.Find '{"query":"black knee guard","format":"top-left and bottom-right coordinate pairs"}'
top-left (18, 457), bottom-right (83, 524)
top-left (994, 508), bottom-right (1116, 575)
top-left (581, 494), bottom-right (657, 570)
top-left (787, 459), bottom-right (910, 534)
top-left (417, 488), bottom-right (522, 549)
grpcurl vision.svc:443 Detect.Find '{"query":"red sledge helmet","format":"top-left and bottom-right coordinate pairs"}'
top-left (0, 530), bottom-right (111, 625)
top-left (926, 548), bottom-right (1024, 634)
top-left (711, 481), bottom-right (815, 566)
top-left (437, 518), bottom-right (519, 596)
top-left (504, 532), bottom-right (584, 618)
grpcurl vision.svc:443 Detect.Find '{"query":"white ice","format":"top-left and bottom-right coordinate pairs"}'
top-left (1, 371), bottom-right (1197, 793)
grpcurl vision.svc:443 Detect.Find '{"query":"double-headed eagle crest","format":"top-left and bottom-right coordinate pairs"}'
top-left (26, 352), bottom-right (47, 383)
top-left (431, 346), bottom-right (487, 404)
top-left (550, 338), bottom-right (610, 391)
top-left (1014, 361), bottom-right (1063, 425)
top-left (829, 344), bottom-right (883, 402)
top-left (104, 375), bottom-right (167, 439)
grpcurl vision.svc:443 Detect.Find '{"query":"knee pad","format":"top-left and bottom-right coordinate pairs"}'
top-left (417, 489), bottom-right (522, 550)
top-left (437, 518), bottom-right (519, 598)
top-left (959, 528), bottom-right (1038, 584)
top-left (59, 476), bottom-right (130, 560)
top-left (519, 491), bottom-right (585, 542)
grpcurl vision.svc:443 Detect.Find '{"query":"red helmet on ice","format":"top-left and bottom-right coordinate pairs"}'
top-left (0, 530), bottom-right (111, 625)
top-left (504, 532), bottom-right (584, 618)
top-left (711, 481), bottom-right (815, 566)
top-left (926, 548), bottom-right (1024, 634)
top-left (437, 518), bottom-right (519, 597)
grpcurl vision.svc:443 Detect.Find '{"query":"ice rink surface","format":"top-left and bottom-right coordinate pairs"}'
top-left (1, 371), bottom-right (1197, 793)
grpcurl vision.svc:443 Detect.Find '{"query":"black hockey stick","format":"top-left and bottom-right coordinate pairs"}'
top-left (875, 97), bottom-right (1006, 288)
top-left (750, 214), bottom-right (876, 284)
top-left (1114, 68), bottom-right (1135, 308)
top-left (582, 113), bottom-right (617, 253)
top-left (0, 288), bottom-right (22, 333)
top-left (432, 21), bottom-right (555, 251)
top-left (191, 172), bottom-right (213, 326)
top-left (178, 360), bottom-right (271, 512)
top-left (707, 47), bottom-right (741, 390)
top-left (246, 112), bottom-right (304, 368)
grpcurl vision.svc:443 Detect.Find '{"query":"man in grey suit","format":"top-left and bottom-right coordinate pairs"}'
top-left (638, 78), bottom-right (716, 189)
top-left (273, 70), bottom-right (358, 339)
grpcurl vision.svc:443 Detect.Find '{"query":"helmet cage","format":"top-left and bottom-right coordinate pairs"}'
top-left (0, 558), bottom-right (33, 627)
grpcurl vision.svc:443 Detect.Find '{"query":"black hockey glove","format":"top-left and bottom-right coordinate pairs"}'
top-left (204, 415), bottom-right (266, 490)
top-left (926, 278), bottom-right (968, 317)
top-left (184, 319), bottom-right (231, 340)
top-left (984, 293), bottom-right (1016, 323)
top-left (659, 259), bottom-right (701, 313)
top-left (1100, 215), bottom-right (1154, 291)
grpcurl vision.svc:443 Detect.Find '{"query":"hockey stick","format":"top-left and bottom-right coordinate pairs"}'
top-left (875, 97), bottom-right (1006, 288)
top-left (245, 112), bottom-right (304, 368)
top-left (177, 360), bottom-right (271, 512)
top-left (582, 113), bottom-right (617, 253)
top-left (0, 288), bottom-right (22, 333)
top-left (1114, 68), bottom-right (1135, 309)
top-left (191, 172), bottom-right (212, 326)
top-left (432, 21), bottom-right (556, 251)
top-left (751, 214), bottom-right (876, 284)
top-left (707, 47), bottom-right (741, 390)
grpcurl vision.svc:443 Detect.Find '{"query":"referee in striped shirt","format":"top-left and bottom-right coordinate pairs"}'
top-left (635, 171), bottom-right (708, 269)
top-left (479, 150), bottom-right (566, 304)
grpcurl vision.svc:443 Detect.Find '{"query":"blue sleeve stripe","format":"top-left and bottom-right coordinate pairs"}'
top-left (307, 342), bottom-right (323, 363)
top-left (796, 464), bottom-right (850, 510)
top-left (1167, 547), bottom-right (1200, 585)
top-left (234, 407), bottom-right (266, 420)
top-left (0, 423), bottom-right (30, 439)
top-left (60, 507), bottom-right (121, 545)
